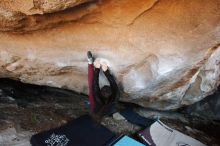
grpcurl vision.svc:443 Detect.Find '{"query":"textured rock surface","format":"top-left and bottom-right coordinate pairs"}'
top-left (0, 0), bottom-right (92, 15)
top-left (0, 0), bottom-right (94, 31)
top-left (0, 0), bottom-right (220, 110)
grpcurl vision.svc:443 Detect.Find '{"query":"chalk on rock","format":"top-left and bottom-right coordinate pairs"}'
top-left (113, 112), bottom-right (126, 121)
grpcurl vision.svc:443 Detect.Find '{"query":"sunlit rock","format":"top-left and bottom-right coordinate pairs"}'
top-left (0, 0), bottom-right (220, 110)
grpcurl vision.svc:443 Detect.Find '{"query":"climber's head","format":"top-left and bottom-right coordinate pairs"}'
top-left (101, 85), bottom-right (112, 99)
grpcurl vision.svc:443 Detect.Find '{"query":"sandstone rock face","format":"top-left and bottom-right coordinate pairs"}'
top-left (0, 0), bottom-right (220, 110)
top-left (0, 0), bottom-right (92, 15)
top-left (0, 0), bottom-right (94, 31)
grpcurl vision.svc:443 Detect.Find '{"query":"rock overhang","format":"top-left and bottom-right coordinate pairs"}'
top-left (0, 0), bottom-right (220, 110)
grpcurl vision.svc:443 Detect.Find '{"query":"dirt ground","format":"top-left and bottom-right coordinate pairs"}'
top-left (0, 79), bottom-right (220, 146)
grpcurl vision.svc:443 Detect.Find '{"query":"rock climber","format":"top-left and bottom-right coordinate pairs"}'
top-left (87, 51), bottom-right (118, 117)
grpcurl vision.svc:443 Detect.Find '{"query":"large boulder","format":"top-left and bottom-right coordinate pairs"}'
top-left (0, 0), bottom-right (220, 110)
